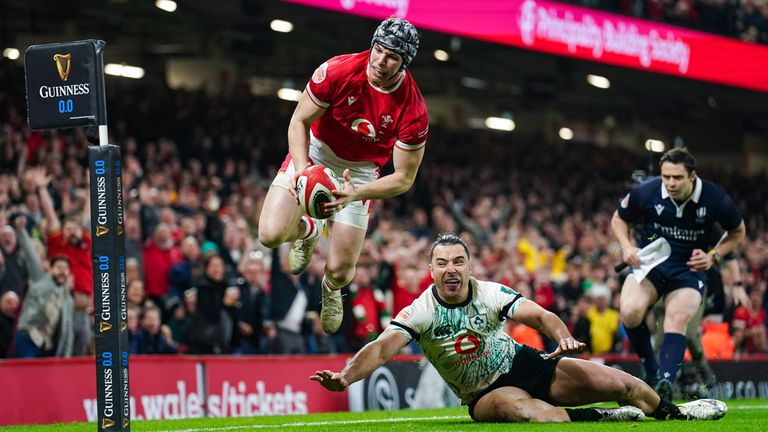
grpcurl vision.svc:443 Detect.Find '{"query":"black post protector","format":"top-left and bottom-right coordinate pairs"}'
top-left (89, 144), bottom-right (130, 431)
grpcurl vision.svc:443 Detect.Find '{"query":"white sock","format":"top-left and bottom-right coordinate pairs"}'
top-left (299, 216), bottom-right (320, 240)
top-left (322, 275), bottom-right (343, 292)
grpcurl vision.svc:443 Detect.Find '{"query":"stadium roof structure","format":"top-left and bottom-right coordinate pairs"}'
top-left (3, 0), bottom-right (767, 155)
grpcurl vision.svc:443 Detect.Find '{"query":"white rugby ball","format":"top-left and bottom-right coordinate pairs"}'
top-left (296, 165), bottom-right (339, 219)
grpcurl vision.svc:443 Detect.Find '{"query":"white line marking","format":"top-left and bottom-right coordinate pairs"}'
top-left (157, 415), bottom-right (467, 432)
top-left (731, 405), bottom-right (768, 409)
top-left (150, 405), bottom-right (768, 432)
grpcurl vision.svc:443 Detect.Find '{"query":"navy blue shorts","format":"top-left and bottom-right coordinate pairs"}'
top-left (633, 258), bottom-right (707, 297)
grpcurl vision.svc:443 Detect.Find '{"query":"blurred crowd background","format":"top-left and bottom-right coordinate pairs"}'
top-left (1, 76), bottom-right (765, 361)
top-left (1, 0), bottom-right (767, 363)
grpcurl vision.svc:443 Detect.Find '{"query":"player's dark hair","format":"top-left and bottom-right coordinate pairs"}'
top-left (429, 233), bottom-right (470, 261)
top-left (659, 147), bottom-right (696, 174)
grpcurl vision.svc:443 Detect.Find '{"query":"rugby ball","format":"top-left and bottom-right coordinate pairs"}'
top-left (296, 165), bottom-right (339, 219)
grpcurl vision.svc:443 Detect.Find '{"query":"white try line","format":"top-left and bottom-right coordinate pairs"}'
top-left (159, 415), bottom-right (468, 432)
top-left (151, 406), bottom-right (768, 432)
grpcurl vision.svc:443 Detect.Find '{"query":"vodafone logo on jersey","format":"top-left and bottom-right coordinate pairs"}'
top-left (351, 118), bottom-right (376, 138)
top-left (454, 335), bottom-right (481, 355)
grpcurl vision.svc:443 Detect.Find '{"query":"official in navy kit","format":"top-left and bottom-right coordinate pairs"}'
top-left (611, 147), bottom-right (746, 400)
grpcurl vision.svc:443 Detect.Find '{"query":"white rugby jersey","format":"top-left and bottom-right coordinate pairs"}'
top-left (388, 278), bottom-right (527, 404)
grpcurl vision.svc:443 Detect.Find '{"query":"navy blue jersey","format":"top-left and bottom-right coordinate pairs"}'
top-left (617, 177), bottom-right (742, 261)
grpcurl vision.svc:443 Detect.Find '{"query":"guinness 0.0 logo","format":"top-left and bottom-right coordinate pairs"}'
top-left (53, 53), bottom-right (72, 81)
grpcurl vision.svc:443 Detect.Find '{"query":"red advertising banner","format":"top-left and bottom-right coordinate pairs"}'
top-left (204, 356), bottom-right (349, 417)
top-left (0, 355), bottom-right (349, 426)
top-left (0, 358), bottom-right (94, 425)
top-left (282, 0), bottom-right (768, 93)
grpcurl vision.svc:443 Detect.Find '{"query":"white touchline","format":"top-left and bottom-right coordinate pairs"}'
top-left (157, 415), bottom-right (467, 432)
top-left (144, 405), bottom-right (768, 432)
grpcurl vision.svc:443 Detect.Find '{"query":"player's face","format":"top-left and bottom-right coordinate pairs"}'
top-left (367, 44), bottom-right (404, 88)
top-left (430, 244), bottom-right (471, 303)
top-left (660, 162), bottom-right (695, 201)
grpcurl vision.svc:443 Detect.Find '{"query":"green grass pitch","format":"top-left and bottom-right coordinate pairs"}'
top-left (2, 399), bottom-right (766, 431)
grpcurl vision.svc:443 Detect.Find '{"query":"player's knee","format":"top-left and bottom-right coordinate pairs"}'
top-left (665, 310), bottom-right (692, 329)
top-left (257, 226), bottom-right (284, 249)
top-left (623, 375), bottom-right (645, 399)
top-left (621, 309), bottom-right (644, 328)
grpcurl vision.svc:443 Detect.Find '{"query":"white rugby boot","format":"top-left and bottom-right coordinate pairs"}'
top-left (595, 406), bottom-right (645, 422)
top-left (677, 399), bottom-right (727, 420)
top-left (320, 284), bottom-right (343, 334)
top-left (287, 217), bottom-right (325, 275)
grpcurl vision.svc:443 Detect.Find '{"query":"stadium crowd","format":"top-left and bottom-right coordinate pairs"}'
top-left (0, 77), bottom-right (766, 364)
top-left (569, 0), bottom-right (768, 44)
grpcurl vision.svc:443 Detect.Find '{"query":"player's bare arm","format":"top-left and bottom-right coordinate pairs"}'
top-left (310, 328), bottom-right (409, 391)
top-left (611, 210), bottom-right (640, 267)
top-left (509, 300), bottom-right (585, 359)
top-left (327, 145), bottom-right (425, 213)
top-left (686, 221), bottom-right (745, 272)
top-left (287, 90), bottom-right (327, 196)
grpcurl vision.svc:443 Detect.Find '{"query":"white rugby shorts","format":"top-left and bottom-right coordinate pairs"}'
top-left (272, 132), bottom-right (378, 230)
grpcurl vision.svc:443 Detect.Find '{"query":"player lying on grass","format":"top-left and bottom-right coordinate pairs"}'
top-left (311, 233), bottom-right (727, 423)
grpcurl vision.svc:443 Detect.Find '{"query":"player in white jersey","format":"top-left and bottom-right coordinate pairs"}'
top-left (258, 18), bottom-right (428, 335)
top-left (311, 234), bottom-right (728, 423)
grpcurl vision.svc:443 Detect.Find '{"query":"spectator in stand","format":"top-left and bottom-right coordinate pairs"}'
top-left (126, 303), bottom-right (141, 354)
top-left (348, 263), bottom-right (388, 352)
top-left (232, 251), bottom-right (271, 354)
top-left (219, 220), bottom-right (252, 277)
top-left (142, 223), bottom-right (182, 304)
top-left (569, 296), bottom-right (593, 353)
top-left (187, 254), bottom-right (229, 354)
top-left (0, 221), bottom-right (27, 297)
top-left (165, 297), bottom-right (190, 353)
top-left (126, 279), bottom-right (147, 307)
top-left (409, 208), bottom-right (432, 240)
top-left (586, 283), bottom-right (621, 355)
top-left (134, 305), bottom-right (178, 355)
top-left (557, 264), bottom-right (587, 308)
top-left (33, 167), bottom-right (91, 356)
top-left (169, 236), bottom-right (204, 299)
top-left (12, 216), bottom-right (75, 358)
top-left (0, 290), bottom-right (20, 358)
top-left (123, 210), bottom-right (144, 273)
top-left (731, 289), bottom-right (767, 354)
top-left (267, 248), bottom-right (314, 355)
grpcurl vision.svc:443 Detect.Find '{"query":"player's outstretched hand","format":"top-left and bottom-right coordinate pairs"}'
top-left (687, 248), bottom-right (712, 272)
top-left (310, 370), bottom-right (348, 392)
top-left (326, 169), bottom-right (356, 213)
top-left (545, 337), bottom-right (586, 359)
top-left (290, 162), bottom-right (312, 201)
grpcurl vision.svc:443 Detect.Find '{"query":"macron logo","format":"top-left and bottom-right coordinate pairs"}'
top-left (655, 204), bottom-right (664, 216)
top-left (347, 96), bottom-right (357, 106)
